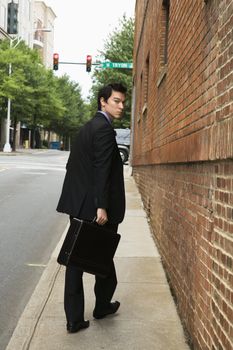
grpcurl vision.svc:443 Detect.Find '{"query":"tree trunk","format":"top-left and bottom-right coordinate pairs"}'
top-left (47, 130), bottom-right (51, 148)
top-left (64, 135), bottom-right (70, 151)
top-left (31, 115), bottom-right (36, 149)
top-left (12, 117), bottom-right (17, 152)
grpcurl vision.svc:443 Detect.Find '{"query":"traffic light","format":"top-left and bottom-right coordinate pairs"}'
top-left (7, 1), bottom-right (18, 34)
top-left (53, 53), bottom-right (59, 70)
top-left (86, 55), bottom-right (92, 72)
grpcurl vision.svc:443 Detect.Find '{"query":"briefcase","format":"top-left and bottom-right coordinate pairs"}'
top-left (57, 218), bottom-right (121, 278)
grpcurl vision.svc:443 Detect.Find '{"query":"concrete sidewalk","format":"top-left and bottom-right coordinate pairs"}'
top-left (6, 168), bottom-right (189, 350)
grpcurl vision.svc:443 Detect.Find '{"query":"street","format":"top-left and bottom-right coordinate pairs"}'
top-left (0, 150), bottom-right (69, 349)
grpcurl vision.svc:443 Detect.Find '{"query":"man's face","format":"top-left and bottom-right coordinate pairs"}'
top-left (100, 90), bottom-right (126, 119)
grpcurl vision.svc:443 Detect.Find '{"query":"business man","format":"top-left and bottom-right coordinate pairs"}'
top-left (57, 83), bottom-right (127, 333)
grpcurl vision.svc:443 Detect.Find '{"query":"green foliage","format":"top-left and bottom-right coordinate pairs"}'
top-left (50, 74), bottom-right (88, 137)
top-left (103, 15), bottom-right (134, 63)
top-left (0, 15), bottom-right (134, 149)
top-left (0, 40), bottom-right (40, 103)
top-left (0, 39), bottom-right (87, 146)
top-left (89, 16), bottom-right (134, 128)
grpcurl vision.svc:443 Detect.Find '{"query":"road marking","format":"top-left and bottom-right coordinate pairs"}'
top-left (26, 263), bottom-right (47, 267)
top-left (33, 151), bottom-right (51, 155)
top-left (17, 166), bottom-right (65, 172)
top-left (23, 172), bottom-right (47, 175)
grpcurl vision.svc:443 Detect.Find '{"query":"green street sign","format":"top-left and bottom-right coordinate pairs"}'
top-left (101, 62), bottom-right (133, 69)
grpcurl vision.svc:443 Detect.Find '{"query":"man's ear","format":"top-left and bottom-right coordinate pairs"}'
top-left (100, 97), bottom-right (106, 109)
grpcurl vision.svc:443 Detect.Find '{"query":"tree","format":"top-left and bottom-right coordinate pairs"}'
top-left (0, 39), bottom-right (64, 149)
top-left (49, 75), bottom-right (88, 150)
top-left (0, 40), bottom-right (39, 149)
top-left (0, 40), bottom-right (42, 103)
top-left (26, 66), bottom-right (65, 149)
top-left (89, 16), bottom-right (134, 128)
top-left (0, 40), bottom-right (86, 150)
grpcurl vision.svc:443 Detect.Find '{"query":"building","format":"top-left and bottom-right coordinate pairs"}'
top-left (26, 1), bottom-right (57, 147)
top-left (0, 0), bottom-right (34, 45)
top-left (33, 1), bottom-right (56, 69)
top-left (0, 0), bottom-right (56, 150)
top-left (132, 1), bottom-right (233, 349)
top-left (0, 0), bottom-right (55, 66)
top-left (0, 0), bottom-right (10, 40)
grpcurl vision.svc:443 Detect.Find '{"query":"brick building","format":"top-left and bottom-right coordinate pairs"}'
top-left (132, 0), bottom-right (233, 349)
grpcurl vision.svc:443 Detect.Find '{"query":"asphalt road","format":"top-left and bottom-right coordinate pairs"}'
top-left (0, 150), bottom-right (69, 349)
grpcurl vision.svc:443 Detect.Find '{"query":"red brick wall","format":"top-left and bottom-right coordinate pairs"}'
top-left (132, 0), bottom-right (233, 349)
top-left (132, 0), bottom-right (233, 165)
top-left (133, 162), bottom-right (233, 349)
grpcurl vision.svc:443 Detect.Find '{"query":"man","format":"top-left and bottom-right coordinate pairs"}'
top-left (57, 83), bottom-right (127, 333)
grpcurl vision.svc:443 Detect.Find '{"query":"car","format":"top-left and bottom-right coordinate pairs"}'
top-left (115, 128), bottom-right (131, 164)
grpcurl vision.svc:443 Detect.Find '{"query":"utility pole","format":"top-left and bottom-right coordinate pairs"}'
top-left (3, 36), bottom-right (23, 152)
top-left (3, 38), bottom-right (13, 153)
top-left (3, 0), bottom-right (18, 152)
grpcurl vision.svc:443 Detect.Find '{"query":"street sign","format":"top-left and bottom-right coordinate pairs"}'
top-left (101, 62), bottom-right (133, 69)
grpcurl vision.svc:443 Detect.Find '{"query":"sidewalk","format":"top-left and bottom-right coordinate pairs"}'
top-left (6, 168), bottom-right (189, 350)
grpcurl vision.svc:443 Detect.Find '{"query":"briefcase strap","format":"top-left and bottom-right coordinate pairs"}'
top-left (67, 220), bottom-right (83, 261)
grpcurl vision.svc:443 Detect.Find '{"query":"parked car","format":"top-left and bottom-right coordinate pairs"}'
top-left (115, 128), bottom-right (131, 164)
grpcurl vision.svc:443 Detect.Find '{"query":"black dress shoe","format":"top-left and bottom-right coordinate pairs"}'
top-left (93, 301), bottom-right (120, 319)
top-left (66, 320), bottom-right (90, 333)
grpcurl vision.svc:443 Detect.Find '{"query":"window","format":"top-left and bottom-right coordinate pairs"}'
top-left (157, 0), bottom-right (170, 86)
top-left (142, 54), bottom-right (150, 117)
top-left (0, 5), bottom-right (6, 30)
top-left (161, 0), bottom-right (170, 65)
top-left (138, 72), bottom-right (143, 122)
top-left (34, 19), bottom-right (44, 42)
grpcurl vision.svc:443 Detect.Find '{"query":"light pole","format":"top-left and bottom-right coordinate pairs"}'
top-left (3, 65), bottom-right (12, 152)
top-left (3, 52), bottom-right (12, 152)
top-left (3, 36), bottom-right (22, 153)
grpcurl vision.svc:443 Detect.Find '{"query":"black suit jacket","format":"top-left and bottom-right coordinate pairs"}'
top-left (57, 112), bottom-right (125, 224)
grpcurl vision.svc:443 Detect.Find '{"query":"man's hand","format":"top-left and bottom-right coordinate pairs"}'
top-left (96, 208), bottom-right (108, 225)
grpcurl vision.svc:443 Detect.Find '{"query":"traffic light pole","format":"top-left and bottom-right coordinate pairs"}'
top-left (52, 55), bottom-right (133, 72)
top-left (3, 36), bottom-right (22, 152)
top-left (58, 62), bottom-right (100, 65)
top-left (55, 61), bottom-right (133, 68)
top-left (3, 38), bottom-right (13, 152)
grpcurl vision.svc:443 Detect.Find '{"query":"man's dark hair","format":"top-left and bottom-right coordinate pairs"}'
top-left (97, 83), bottom-right (127, 110)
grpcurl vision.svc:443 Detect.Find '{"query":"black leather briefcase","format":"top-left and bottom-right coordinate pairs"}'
top-left (57, 218), bottom-right (121, 278)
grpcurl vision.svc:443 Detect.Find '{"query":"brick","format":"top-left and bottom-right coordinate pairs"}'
top-left (133, 161), bottom-right (233, 349)
top-left (133, 1), bottom-right (233, 349)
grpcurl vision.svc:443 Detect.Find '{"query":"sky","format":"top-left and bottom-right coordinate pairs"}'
top-left (44, 0), bottom-right (136, 100)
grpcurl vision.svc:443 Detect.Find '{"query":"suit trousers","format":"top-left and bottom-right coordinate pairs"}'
top-left (64, 221), bottom-right (118, 323)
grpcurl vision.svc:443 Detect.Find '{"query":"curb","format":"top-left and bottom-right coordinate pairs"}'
top-left (6, 223), bottom-right (69, 350)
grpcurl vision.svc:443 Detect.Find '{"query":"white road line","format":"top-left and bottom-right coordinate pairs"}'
top-left (23, 172), bottom-right (47, 175)
top-left (26, 263), bottom-right (47, 267)
top-left (0, 165), bottom-right (65, 172)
